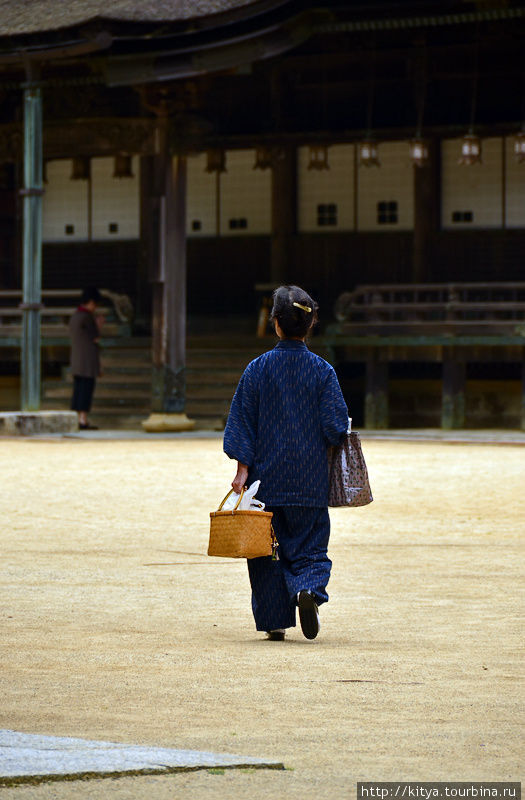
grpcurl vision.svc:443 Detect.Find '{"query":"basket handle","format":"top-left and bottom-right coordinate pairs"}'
top-left (218, 488), bottom-right (245, 511)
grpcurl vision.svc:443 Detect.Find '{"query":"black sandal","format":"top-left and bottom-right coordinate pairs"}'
top-left (266, 629), bottom-right (286, 641)
top-left (297, 591), bottom-right (320, 640)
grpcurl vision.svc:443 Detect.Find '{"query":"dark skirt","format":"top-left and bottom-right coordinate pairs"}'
top-left (71, 375), bottom-right (96, 412)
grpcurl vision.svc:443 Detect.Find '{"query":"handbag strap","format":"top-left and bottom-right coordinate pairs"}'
top-left (218, 488), bottom-right (245, 511)
top-left (271, 524), bottom-right (278, 560)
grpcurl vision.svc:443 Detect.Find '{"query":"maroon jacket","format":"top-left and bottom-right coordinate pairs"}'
top-left (69, 307), bottom-right (100, 378)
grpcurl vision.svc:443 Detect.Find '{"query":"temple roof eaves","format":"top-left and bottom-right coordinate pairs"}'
top-left (0, 0), bottom-right (281, 37)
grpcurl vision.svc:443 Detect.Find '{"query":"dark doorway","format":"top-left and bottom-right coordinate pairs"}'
top-left (0, 163), bottom-right (18, 288)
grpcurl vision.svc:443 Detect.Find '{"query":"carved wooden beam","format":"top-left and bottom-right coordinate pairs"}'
top-left (0, 118), bottom-right (157, 161)
top-left (44, 118), bottom-right (157, 158)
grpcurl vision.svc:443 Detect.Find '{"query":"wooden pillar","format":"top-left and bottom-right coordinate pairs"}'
top-left (136, 155), bottom-right (154, 329)
top-left (441, 347), bottom-right (465, 430)
top-left (413, 138), bottom-right (439, 283)
top-left (521, 349), bottom-right (525, 432)
top-left (165, 154), bottom-right (188, 409)
top-left (142, 117), bottom-right (193, 431)
top-left (365, 351), bottom-right (389, 429)
top-left (271, 145), bottom-right (296, 283)
top-left (20, 68), bottom-right (43, 411)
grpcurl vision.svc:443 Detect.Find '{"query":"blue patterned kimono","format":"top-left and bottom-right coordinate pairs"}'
top-left (224, 339), bottom-right (348, 632)
top-left (224, 339), bottom-right (348, 506)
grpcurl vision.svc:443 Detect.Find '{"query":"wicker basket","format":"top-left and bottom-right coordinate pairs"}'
top-left (208, 489), bottom-right (275, 559)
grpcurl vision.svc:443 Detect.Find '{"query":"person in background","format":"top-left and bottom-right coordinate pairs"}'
top-left (223, 284), bottom-right (349, 641)
top-left (69, 287), bottom-right (103, 430)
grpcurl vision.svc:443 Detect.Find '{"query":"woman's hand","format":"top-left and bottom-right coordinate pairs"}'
top-left (232, 462), bottom-right (249, 494)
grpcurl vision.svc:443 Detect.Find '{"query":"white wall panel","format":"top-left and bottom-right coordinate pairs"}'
top-left (442, 137), bottom-right (502, 229)
top-left (505, 137), bottom-right (525, 228)
top-left (186, 153), bottom-right (217, 236)
top-left (297, 144), bottom-right (355, 232)
top-left (91, 156), bottom-right (139, 239)
top-left (357, 141), bottom-right (414, 231)
top-left (219, 149), bottom-right (271, 235)
top-left (42, 160), bottom-right (88, 241)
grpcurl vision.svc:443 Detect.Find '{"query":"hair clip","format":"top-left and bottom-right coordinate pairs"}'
top-left (293, 302), bottom-right (312, 313)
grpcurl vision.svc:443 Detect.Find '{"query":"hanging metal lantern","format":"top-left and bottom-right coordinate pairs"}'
top-left (113, 154), bottom-right (134, 178)
top-left (514, 132), bottom-right (525, 163)
top-left (253, 146), bottom-right (273, 170)
top-left (358, 140), bottom-right (380, 167)
top-left (307, 145), bottom-right (329, 170)
top-left (206, 149), bottom-right (226, 173)
top-left (70, 157), bottom-right (90, 180)
top-left (458, 133), bottom-right (482, 165)
top-left (409, 138), bottom-right (429, 167)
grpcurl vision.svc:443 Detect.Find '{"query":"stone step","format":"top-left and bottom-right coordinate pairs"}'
top-left (86, 412), bottom-right (223, 431)
top-left (85, 403), bottom-right (226, 419)
top-left (104, 337), bottom-right (152, 348)
top-left (45, 383), bottom-right (150, 398)
top-left (187, 368), bottom-right (242, 383)
top-left (186, 385), bottom-right (237, 400)
top-left (188, 335), bottom-right (272, 349)
top-left (47, 375), bottom-right (236, 393)
top-left (99, 375), bottom-right (150, 387)
top-left (188, 345), bottom-right (266, 354)
top-left (44, 392), bottom-right (149, 409)
top-left (99, 339), bottom-right (269, 360)
top-left (41, 336), bottom-right (337, 430)
top-left (43, 393), bottom-right (231, 416)
top-left (186, 398), bottom-right (231, 416)
top-left (97, 363), bottom-right (151, 375)
top-left (100, 348), bottom-right (266, 362)
top-left (186, 356), bottom-right (260, 370)
top-left (0, 410), bottom-right (78, 435)
top-left (48, 374), bottom-right (151, 388)
top-left (76, 405), bottom-right (149, 416)
top-left (81, 412), bottom-right (147, 429)
top-left (101, 350), bottom-right (151, 363)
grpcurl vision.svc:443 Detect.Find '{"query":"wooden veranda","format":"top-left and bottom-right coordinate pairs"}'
top-left (0, 1), bottom-right (524, 428)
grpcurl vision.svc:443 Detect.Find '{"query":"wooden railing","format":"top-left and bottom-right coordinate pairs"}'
top-left (328, 282), bottom-right (525, 430)
top-left (333, 282), bottom-right (525, 336)
top-left (0, 289), bottom-right (133, 343)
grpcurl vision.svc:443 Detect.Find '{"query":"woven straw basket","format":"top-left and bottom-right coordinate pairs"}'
top-left (208, 489), bottom-right (275, 559)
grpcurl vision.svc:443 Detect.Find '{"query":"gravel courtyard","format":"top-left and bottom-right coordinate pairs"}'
top-left (0, 436), bottom-right (523, 799)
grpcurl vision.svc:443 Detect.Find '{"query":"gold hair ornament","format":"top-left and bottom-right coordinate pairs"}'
top-left (293, 302), bottom-right (312, 313)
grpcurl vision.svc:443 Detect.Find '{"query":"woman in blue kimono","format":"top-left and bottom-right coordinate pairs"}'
top-left (224, 285), bottom-right (348, 641)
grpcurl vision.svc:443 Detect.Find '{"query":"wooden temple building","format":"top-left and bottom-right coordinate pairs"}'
top-left (0, 0), bottom-right (524, 429)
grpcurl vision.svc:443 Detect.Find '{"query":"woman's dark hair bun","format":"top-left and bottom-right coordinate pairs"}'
top-left (81, 286), bottom-right (102, 304)
top-left (270, 285), bottom-right (318, 339)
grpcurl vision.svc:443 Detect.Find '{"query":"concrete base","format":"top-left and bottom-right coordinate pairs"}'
top-left (141, 412), bottom-right (195, 433)
top-left (0, 411), bottom-right (78, 436)
top-left (0, 731), bottom-right (283, 785)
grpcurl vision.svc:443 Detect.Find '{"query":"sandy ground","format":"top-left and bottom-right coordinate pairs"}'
top-left (0, 438), bottom-right (523, 799)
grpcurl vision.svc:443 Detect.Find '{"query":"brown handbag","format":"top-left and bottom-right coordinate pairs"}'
top-left (208, 489), bottom-right (277, 559)
top-left (327, 431), bottom-right (373, 508)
